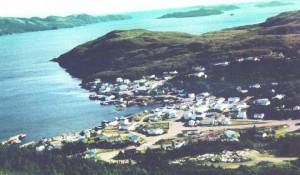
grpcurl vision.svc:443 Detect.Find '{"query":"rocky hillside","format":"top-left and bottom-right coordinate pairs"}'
top-left (55, 11), bottom-right (300, 83)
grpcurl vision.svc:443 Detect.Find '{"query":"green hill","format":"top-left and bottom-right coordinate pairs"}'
top-left (55, 10), bottom-right (300, 84)
top-left (0, 14), bottom-right (132, 36)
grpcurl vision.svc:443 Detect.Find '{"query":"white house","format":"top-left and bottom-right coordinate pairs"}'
top-left (193, 66), bottom-right (205, 72)
top-left (116, 78), bottom-right (123, 83)
top-left (254, 99), bottom-right (271, 106)
top-left (254, 113), bottom-right (265, 119)
top-left (119, 117), bottom-right (129, 125)
top-left (217, 118), bottom-right (231, 125)
top-left (119, 123), bottom-right (136, 131)
top-left (149, 116), bottom-right (159, 122)
top-left (188, 120), bottom-right (196, 127)
top-left (224, 130), bottom-right (238, 139)
top-left (123, 79), bottom-right (131, 84)
top-left (167, 109), bottom-right (177, 118)
top-left (228, 97), bottom-right (240, 103)
top-left (216, 97), bottom-right (226, 104)
top-left (119, 85), bottom-right (128, 91)
top-left (236, 110), bottom-right (247, 119)
top-left (214, 103), bottom-right (228, 111)
top-left (147, 128), bottom-right (164, 135)
top-left (183, 112), bottom-right (196, 120)
top-left (36, 145), bottom-right (45, 152)
top-left (182, 130), bottom-right (198, 136)
top-left (173, 140), bottom-right (186, 148)
top-left (188, 93), bottom-right (195, 98)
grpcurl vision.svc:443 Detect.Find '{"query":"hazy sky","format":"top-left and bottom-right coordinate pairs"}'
top-left (0, 0), bottom-right (266, 17)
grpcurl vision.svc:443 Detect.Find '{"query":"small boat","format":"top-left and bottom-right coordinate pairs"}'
top-left (116, 106), bottom-right (125, 111)
top-left (100, 102), bottom-right (109, 105)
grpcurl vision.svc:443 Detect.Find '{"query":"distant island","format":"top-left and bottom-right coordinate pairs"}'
top-left (158, 5), bottom-right (240, 19)
top-left (0, 14), bottom-right (132, 36)
top-left (255, 1), bottom-right (294, 8)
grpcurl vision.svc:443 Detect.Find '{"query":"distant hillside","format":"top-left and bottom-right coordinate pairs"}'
top-left (255, 1), bottom-right (294, 8)
top-left (0, 14), bottom-right (132, 36)
top-left (55, 11), bottom-right (300, 84)
top-left (158, 5), bottom-right (240, 19)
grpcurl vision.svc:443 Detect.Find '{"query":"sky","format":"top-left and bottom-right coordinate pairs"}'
top-left (0, 0), bottom-right (267, 17)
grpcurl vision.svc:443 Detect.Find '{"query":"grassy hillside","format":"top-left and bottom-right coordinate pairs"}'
top-left (55, 10), bottom-right (300, 83)
top-left (0, 14), bottom-right (132, 36)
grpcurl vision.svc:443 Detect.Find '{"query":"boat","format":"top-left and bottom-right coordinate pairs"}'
top-left (100, 101), bottom-right (109, 105)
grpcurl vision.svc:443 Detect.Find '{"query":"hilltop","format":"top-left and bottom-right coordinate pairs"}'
top-left (55, 10), bottom-right (300, 83)
top-left (0, 14), bottom-right (132, 36)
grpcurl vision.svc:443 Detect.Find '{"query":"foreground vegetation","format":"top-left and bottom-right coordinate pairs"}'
top-left (2, 134), bottom-right (300, 174)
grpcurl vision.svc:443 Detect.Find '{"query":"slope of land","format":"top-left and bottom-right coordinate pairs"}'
top-left (55, 10), bottom-right (300, 83)
top-left (158, 5), bottom-right (240, 19)
top-left (0, 14), bottom-right (132, 36)
top-left (255, 1), bottom-right (295, 8)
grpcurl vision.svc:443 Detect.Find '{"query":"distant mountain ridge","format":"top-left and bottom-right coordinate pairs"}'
top-left (54, 10), bottom-right (300, 84)
top-left (0, 14), bottom-right (132, 36)
top-left (255, 1), bottom-right (295, 8)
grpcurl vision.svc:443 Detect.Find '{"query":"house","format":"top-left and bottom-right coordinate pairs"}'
top-left (119, 85), bottom-right (128, 91)
top-left (36, 145), bottom-right (45, 152)
top-left (128, 134), bottom-right (139, 143)
top-left (216, 97), bottom-right (226, 104)
top-left (201, 92), bottom-right (210, 97)
top-left (188, 93), bottom-right (195, 98)
top-left (254, 113), bottom-right (265, 119)
top-left (188, 120), bottom-right (196, 127)
top-left (192, 72), bottom-right (207, 78)
top-left (201, 118), bottom-right (216, 125)
top-left (196, 105), bottom-right (209, 113)
top-left (254, 132), bottom-right (267, 138)
top-left (217, 118), bottom-right (231, 125)
top-left (149, 115), bottom-right (159, 122)
top-left (167, 109), bottom-right (177, 118)
top-left (116, 78), bottom-right (123, 83)
top-left (272, 94), bottom-right (285, 100)
top-left (228, 97), bottom-right (240, 103)
top-left (254, 99), bottom-right (271, 106)
top-left (119, 117), bottom-right (129, 125)
top-left (183, 112), bottom-right (196, 121)
top-left (49, 141), bottom-right (63, 149)
top-left (207, 133), bottom-right (220, 141)
top-left (123, 79), bottom-right (131, 84)
top-left (249, 84), bottom-right (261, 88)
top-left (106, 136), bottom-right (121, 143)
top-left (147, 128), bottom-right (164, 136)
top-left (153, 109), bottom-right (163, 117)
top-left (84, 149), bottom-right (97, 159)
top-left (193, 66), bottom-right (205, 72)
top-left (214, 103), bottom-right (228, 111)
top-left (236, 110), bottom-right (247, 119)
top-left (119, 123), bottom-right (136, 131)
top-left (182, 130), bottom-right (198, 137)
top-left (169, 70), bottom-right (178, 75)
top-left (224, 130), bottom-right (239, 139)
top-left (173, 139), bottom-right (186, 148)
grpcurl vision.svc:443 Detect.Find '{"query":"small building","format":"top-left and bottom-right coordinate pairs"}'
top-left (254, 113), bottom-right (265, 119)
top-left (119, 85), bottom-right (129, 91)
top-left (147, 128), bottom-right (164, 136)
top-left (167, 110), bottom-right (177, 119)
top-left (188, 93), bottom-right (195, 98)
top-left (182, 130), bottom-right (198, 137)
top-left (224, 130), bottom-right (239, 139)
top-left (116, 78), bottom-right (123, 83)
top-left (183, 112), bottom-right (196, 121)
top-left (36, 145), bottom-right (45, 152)
top-left (119, 117), bottom-right (129, 125)
top-left (188, 120), bottom-right (196, 127)
top-left (106, 136), bottom-right (121, 143)
top-left (207, 133), bottom-right (220, 141)
top-left (254, 99), bottom-right (270, 106)
top-left (236, 110), bottom-right (247, 119)
top-left (201, 118), bottom-right (216, 125)
top-left (173, 139), bottom-right (186, 148)
top-left (272, 94), bottom-right (285, 100)
top-left (128, 134), bottom-right (139, 143)
top-left (228, 97), bottom-right (240, 103)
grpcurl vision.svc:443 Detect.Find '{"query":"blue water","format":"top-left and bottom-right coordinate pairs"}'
top-left (0, 1), bottom-right (299, 142)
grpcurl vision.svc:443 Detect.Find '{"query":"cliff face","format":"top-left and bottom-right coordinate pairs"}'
top-left (55, 11), bottom-right (300, 82)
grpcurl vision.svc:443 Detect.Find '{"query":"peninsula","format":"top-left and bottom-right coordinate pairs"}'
top-left (0, 14), bottom-right (132, 36)
top-left (255, 1), bottom-right (295, 8)
top-left (54, 11), bottom-right (300, 85)
top-left (157, 5), bottom-right (240, 19)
